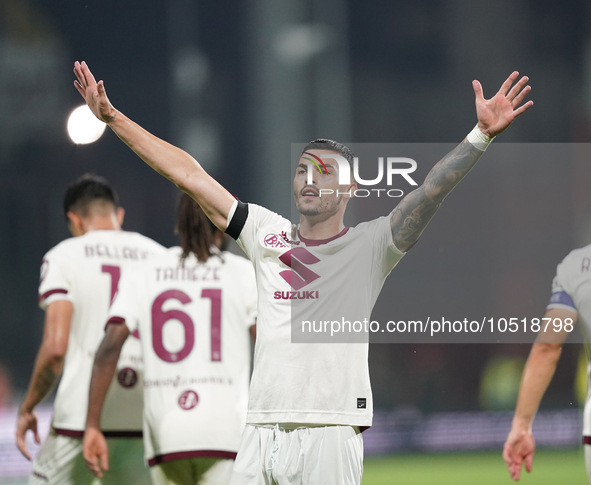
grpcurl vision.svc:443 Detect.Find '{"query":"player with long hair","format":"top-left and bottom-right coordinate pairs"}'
top-left (83, 193), bottom-right (257, 484)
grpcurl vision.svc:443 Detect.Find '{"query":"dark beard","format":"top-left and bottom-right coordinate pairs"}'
top-left (295, 199), bottom-right (320, 216)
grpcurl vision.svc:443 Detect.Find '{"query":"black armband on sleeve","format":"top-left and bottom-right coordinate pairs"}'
top-left (225, 201), bottom-right (249, 240)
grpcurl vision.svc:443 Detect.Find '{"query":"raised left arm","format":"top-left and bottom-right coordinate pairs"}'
top-left (390, 71), bottom-right (533, 252)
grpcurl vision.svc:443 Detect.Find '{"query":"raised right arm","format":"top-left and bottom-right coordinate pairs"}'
top-left (73, 61), bottom-right (235, 230)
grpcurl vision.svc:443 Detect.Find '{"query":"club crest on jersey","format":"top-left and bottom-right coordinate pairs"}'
top-left (178, 390), bottom-right (199, 410)
top-left (117, 367), bottom-right (138, 388)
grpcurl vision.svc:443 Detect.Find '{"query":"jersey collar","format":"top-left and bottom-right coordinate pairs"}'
top-left (297, 227), bottom-right (350, 247)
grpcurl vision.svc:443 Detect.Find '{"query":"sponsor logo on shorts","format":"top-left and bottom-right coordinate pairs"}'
top-left (117, 367), bottom-right (138, 388)
top-left (357, 398), bottom-right (367, 409)
top-left (274, 290), bottom-right (319, 300)
top-left (179, 390), bottom-right (199, 410)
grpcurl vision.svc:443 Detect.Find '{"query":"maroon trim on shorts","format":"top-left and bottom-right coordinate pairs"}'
top-left (54, 428), bottom-right (142, 438)
top-left (298, 227), bottom-right (349, 247)
top-left (38, 288), bottom-right (68, 303)
top-left (148, 450), bottom-right (237, 467)
top-left (54, 428), bottom-right (83, 438)
top-left (583, 436), bottom-right (591, 445)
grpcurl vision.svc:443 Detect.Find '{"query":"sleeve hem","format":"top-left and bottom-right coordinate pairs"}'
top-left (105, 316), bottom-right (127, 331)
top-left (38, 289), bottom-right (70, 309)
top-left (38, 288), bottom-right (68, 303)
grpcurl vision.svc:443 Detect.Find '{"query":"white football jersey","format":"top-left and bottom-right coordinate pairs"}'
top-left (226, 202), bottom-right (405, 427)
top-left (106, 247), bottom-right (256, 465)
top-left (38, 230), bottom-right (165, 436)
top-left (546, 245), bottom-right (591, 437)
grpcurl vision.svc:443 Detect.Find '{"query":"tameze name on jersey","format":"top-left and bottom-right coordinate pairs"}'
top-left (156, 265), bottom-right (220, 282)
top-left (274, 290), bottom-right (319, 300)
top-left (85, 244), bottom-right (152, 260)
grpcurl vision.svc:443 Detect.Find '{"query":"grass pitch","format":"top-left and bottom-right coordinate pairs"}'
top-left (363, 449), bottom-right (587, 485)
top-left (1, 449), bottom-right (585, 484)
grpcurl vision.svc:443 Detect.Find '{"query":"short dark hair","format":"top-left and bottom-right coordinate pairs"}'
top-left (177, 192), bottom-right (227, 263)
top-left (302, 138), bottom-right (354, 171)
top-left (63, 173), bottom-right (119, 218)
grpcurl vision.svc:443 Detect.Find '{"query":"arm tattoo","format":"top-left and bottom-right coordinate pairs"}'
top-left (32, 367), bottom-right (59, 402)
top-left (390, 139), bottom-right (484, 252)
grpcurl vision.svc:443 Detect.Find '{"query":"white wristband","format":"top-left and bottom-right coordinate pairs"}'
top-left (467, 124), bottom-right (495, 151)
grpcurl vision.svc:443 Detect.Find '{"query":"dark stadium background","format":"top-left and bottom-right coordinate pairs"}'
top-left (1, 0), bottom-right (591, 479)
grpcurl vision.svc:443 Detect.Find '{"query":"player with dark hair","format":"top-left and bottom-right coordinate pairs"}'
top-left (17, 173), bottom-right (164, 485)
top-left (303, 138), bottom-right (354, 167)
top-left (82, 193), bottom-right (257, 484)
top-left (74, 60), bottom-right (532, 484)
top-left (62, 173), bottom-right (120, 220)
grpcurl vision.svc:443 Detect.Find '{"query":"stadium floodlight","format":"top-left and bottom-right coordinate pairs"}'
top-left (67, 105), bottom-right (107, 144)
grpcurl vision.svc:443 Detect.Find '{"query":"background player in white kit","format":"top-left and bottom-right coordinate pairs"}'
top-left (73, 60), bottom-right (533, 484)
top-left (16, 174), bottom-right (163, 485)
top-left (503, 249), bottom-right (588, 482)
top-left (82, 193), bottom-right (257, 485)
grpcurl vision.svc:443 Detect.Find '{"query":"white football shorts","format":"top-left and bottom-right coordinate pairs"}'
top-left (150, 457), bottom-right (234, 485)
top-left (28, 428), bottom-right (150, 485)
top-left (229, 424), bottom-right (363, 485)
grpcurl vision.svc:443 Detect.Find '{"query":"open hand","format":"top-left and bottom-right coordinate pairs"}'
top-left (16, 409), bottom-right (40, 460)
top-left (82, 427), bottom-right (109, 478)
top-left (73, 61), bottom-right (117, 123)
top-left (503, 426), bottom-right (535, 481)
top-left (473, 71), bottom-right (533, 138)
